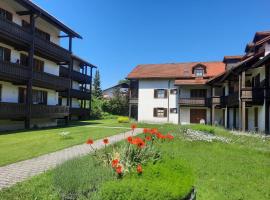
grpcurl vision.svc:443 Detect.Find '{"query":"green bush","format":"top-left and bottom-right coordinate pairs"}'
top-left (117, 116), bottom-right (130, 123)
top-left (53, 156), bottom-right (115, 200)
top-left (93, 158), bottom-right (194, 200)
top-left (91, 97), bottom-right (104, 119)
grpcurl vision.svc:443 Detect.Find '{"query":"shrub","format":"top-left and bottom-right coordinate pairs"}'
top-left (117, 116), bottom-right (130, 123)
top-left (53, 156), bottom-right (114, 200)
top-left (91, 97), bottom-right (104, 119)
top-left (93, 158), bottom-right (194, 200)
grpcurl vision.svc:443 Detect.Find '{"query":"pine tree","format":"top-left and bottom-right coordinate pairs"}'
top-left (92, 70), bottom-right (102, 98)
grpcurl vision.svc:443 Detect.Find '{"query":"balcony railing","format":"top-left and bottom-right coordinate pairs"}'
top-left (179, 98), bottom-right (208, 107)
top-left (210, 96), bottom-right (221, 105)
top-left (0, 61), bottom-right (70, 91)
top-left (0, 102), bottom-right (69, 119)
top-left (70, 108), bottom-right (90, 116)
top-left (241, 87), bottom-right (264, 105)
top-left (0, 17), bottom-right (70, 62)
top-left (59, 66), bottom-right (91, 84)
top-left (129, 98), bottom-right (138, 104)
top-left (59, 89), bottom-right (91, 100)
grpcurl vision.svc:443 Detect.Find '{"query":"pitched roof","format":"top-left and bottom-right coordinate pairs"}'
top-left (127, 62), bottom-right (225, 79)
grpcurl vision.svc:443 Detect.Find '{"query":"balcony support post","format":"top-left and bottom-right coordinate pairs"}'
top-left (233, 108), bottom-right (236, 129)
top-left (241, 71), bottom-right (246, 131)
top-left (238, 74), bottom-right (242, 130)
top-left (210, 87), bottom-right (215, 125)
top-left (226, 107), bottom-right (230, 129)
top-left (265, 64), bottom-right (270, 134)
top-left (89, 66), bottom-right (93, 117)
top-left (25, 14), bottom-right (35, 129)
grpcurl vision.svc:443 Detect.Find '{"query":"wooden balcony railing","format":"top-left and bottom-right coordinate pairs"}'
top-left (0, 102), bottom-right (69, 119)
top-left (70, 108), bottom-right (90, 116)
top-left (129, 98), bottom-right (138, 104)
top-left (179, 98), bottom-right (208, 107)
top-left (226, 92), bottom-right (239, 107)
top-left (0, 16), bottom-right (31, 44)
top-left (241, 87), bottom-right (264, 105)
top-left (59, 89), bottom-right (91, 100)
top-left (0, 61), bottom-right (70, 91)
top-left (59, 66), bottom-right (91, 84)
top-left (0, 17), bottom-right (70, 62)
top-left (210, 96), bottom-right (221, 105)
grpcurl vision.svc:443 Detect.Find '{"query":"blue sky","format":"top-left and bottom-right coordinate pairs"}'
top-left (33, 0), bottom-right (270, 89)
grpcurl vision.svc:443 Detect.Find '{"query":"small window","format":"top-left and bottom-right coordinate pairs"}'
top-left (22, 20), bottom-right (50, 41)
top-left (154, 89), bottom-right (167, 98)
top-left (20, 54), bottom-right (44, 72)
top-left (170, 108), bottom-right (177, 113)
top-left (32, 90), bottom-right (47, 105)
top-left (194, 68), bottom-right (204, 77)
top-left (191, 89), bottom-right (207, 98)
top-left (0, 8), bottom-right (12, 21)
top-left (170, 89), bottom-right (178, 95)
top-left (0, 46), bottom-right (11, 62)
top-left (153, 108), bottom-right (167, 118)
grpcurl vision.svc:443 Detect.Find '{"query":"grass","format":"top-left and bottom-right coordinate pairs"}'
top-left (0, 122), bottom-right (269, 199)
top-left (0, 119), bottom-right (131, 166)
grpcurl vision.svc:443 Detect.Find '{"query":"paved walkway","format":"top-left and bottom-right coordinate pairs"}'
top-left (0, 128), bottom-right (142, 190)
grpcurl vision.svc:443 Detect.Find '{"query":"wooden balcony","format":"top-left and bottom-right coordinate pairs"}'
top-left (129, 98), bottom-right (138, 104)
top-left (0, 102), bottom-right (69, 119)
top-left (0, 61), bottom-right (70, 91)
top-left (0, 17), bottom-right (70, 62)
top-left (59, 66), bottom-right (91, 84)
top-left (209, 96), bottom-right (221, 105)
top-left (241, 87), bottom-right (264, 105)
top-left (70, 108), bottom-right (90, 117)
top-left (179, 98), bottom-right (208, 107)
top-left (59, 89), bottom-right (90, 100)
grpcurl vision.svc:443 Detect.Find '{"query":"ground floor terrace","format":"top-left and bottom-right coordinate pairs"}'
top-left (0, 119), bottom-right (269, 199)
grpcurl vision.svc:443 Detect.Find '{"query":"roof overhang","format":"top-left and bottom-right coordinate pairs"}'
top-left (14, 0), bottom-right (82, 39)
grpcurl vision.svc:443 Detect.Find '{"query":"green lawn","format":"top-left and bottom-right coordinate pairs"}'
top-left (0, 119), bottom-right (131, 166)
top-left (0, 123), bottom-right (269, 199)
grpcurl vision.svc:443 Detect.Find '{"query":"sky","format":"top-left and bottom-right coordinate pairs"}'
top-left (33, 0), bottom-right (270, 89)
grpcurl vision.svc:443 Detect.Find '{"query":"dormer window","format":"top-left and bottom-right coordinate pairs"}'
top-left (194, 68), bottom-right (204, 77)
top-left (192, 64), bottom-right (206, 77)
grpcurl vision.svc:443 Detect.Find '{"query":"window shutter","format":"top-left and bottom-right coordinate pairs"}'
top-left (153, 108), bottom-right (157, 117)
top-left (154, 90), bottom-right (157, 98)
top-left (164, 108), bottom-right (167, 117)
top-left (3, 48), bottom-right (11, 62)
top-left (164, 89), bottom-right (168, 98)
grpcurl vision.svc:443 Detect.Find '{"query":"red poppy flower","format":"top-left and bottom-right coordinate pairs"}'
top-left (166, 134), bottom-right (174, 140)
top-left (143, 128), bottom-right (148, 134)
top-left (137, 164), bottom-right (143, 174)
top-left (111, 159), bottom-right (119, 168)
top-left (150, 128), bottom-right (158, 135)
top-left (145, 136), bottom-right (151, 141)
top-left (103, 138), bottom-right (109, 144)
top-left (86, 138), bottom-right (94, 145)
top-left (136, 140), bottom-right (145, 148)
top-left (116, 165), bottom-right (122, 174)
top-left (127, 136), bottom-right (133, 143)
top-left (131, 123), bottom-right (137, 130)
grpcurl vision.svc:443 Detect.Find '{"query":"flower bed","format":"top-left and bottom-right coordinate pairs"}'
top-left (53, 124), bottom-right (195, 200)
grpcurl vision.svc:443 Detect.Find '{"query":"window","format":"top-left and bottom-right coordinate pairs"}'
top-left (194, 68), bottom-right (204, 77)
top-left (170, 89), bottom-right (178, 95)
top-left (20, 54), bottom-right (44, 72)
top-left (0, 46), bottom-right (11, 62)
top-left (18, 88), bottom-right (47, 104)
top-left (0, 8), bottom-right (12, 21)
top-left (190, 89), bottom-right (207, 98)
top-left (32, 90), bottom-right (47, 105)
top-left (154, 89), bottom-right (167, 98)
top-left (170, 108), bottom-right (177, 113)
top-left (22, 20), bottom-right (51, 41)
top-left (153, 108), bottom-right (167, 118)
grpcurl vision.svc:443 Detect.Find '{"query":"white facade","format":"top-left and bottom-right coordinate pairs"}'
top-left (137, 79), bottom-right (215, 125)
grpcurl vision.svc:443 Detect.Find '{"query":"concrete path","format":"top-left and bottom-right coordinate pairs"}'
top-left (0, 128), bottom-right (142, 190)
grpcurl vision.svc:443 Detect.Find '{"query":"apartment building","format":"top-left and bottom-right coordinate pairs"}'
top-left (127, 62), bottom-right (225, 125)
top-left (0, 0), bottom-right (95, 131)
top-left (127, 31), bottom-right (270, 134)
